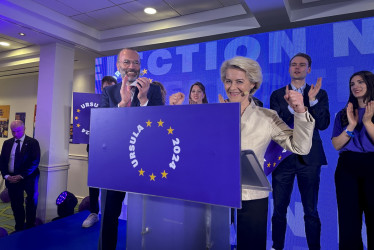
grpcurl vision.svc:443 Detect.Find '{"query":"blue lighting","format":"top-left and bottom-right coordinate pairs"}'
top-left (56, 191), bottom-right (67, 205)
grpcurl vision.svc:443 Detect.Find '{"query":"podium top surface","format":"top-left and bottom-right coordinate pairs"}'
top-left (88, 103), bottom-right (242, 208)
top-left (241, 150), bottom-right (272, 192)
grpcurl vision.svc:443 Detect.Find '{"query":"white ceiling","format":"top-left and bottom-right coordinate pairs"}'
top-left (0, 0), bottom-right (374, 78)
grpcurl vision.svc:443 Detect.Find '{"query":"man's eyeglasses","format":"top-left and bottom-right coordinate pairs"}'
top-left (122, 60), bottom-right (140, 66)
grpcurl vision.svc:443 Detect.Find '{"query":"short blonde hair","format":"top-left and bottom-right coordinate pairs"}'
top-left (220, 56), bottom-right (263, 94)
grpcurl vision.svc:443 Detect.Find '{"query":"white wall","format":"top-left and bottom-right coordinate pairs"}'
top-left (0, 65), bottom-right (96, 198)
top-left (0, 73), bottom-right (38, 145)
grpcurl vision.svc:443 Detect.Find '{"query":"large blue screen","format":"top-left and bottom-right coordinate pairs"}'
top-left (95, 16), bottom-right (374, 249)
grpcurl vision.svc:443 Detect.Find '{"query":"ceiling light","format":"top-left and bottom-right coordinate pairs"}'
top-left (144, 7), bottom-right (156, 15)
top-left (19, 32), bottom-right (25, 36)
top-left (0, 42), bottom-right (10, 46)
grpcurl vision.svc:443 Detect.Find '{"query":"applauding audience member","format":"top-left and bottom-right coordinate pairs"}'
top-left (331, 70), bottom-right (374, 249)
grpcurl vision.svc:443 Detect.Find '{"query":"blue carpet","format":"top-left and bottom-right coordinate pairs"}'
top-left (0, 210), bottom-right (126, 250)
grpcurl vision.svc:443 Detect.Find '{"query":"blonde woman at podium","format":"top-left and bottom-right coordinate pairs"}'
top-left (169, 81), bottom-right (208, 105)
top-left (219, 56), bottom-right (315, 249)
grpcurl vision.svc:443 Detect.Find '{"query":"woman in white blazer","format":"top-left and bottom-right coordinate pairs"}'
top-left (219, 56), bottom-right (315, 249)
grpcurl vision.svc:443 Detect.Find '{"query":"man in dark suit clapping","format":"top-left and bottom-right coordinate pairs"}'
top-left (0, 120), bottom-right (41, 232)
top-left (98, 48), bottom-right (163, 250)
top-left (270, 53), bottom-right (330, 250)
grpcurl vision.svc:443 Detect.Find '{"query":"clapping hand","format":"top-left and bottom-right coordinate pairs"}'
top-left (363, 100), bottom-right (374, 125)
top-left (346, 102), bottom-right (358, 130)
top-left (118, 75), bottom-right (132, 107)
top-left (284, 86), bottom-right (305, 113)
top-left (308, 77), bottom-right (322, 102)
top-left (136, 77), bottom-right (151, 105)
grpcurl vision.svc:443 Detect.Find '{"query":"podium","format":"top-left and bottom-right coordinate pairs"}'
top-left (126, 195), bottom-right (231, 249)
top-left (88, 104), bottom-right (271, 249)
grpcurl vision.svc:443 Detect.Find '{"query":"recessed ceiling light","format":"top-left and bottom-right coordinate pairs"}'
top-left (0, 42), bottom-right (10, 46)
top-left (144, 7), bottom-right (156, 15)
top-left (19, 32), bottom-right (25, 36)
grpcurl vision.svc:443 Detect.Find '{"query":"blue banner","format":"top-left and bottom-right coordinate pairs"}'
top-left (88, 103), bottom-right (241, 208)
top-left (72, 92), bottom-right (101, 144)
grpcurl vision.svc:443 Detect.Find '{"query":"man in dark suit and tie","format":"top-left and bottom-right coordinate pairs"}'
top-left (98, 48), bottom-right (163, 250)
top-left (270, 53), bottom-right (330, 250)
top-left (0, 120), bottom-right (41, 232)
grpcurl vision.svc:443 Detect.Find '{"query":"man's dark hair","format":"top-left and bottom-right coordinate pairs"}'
top-left (101, 76), bottom-right (117, 88)
top-left (290, 53), bottom-right (312, 67)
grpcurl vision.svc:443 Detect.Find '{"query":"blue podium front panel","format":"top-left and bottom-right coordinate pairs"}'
top-left (88, 103), bottom-right (241, 208)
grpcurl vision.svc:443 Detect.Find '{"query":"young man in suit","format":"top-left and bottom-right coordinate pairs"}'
top-left (0, 120), bottom-right (41, 231)
top-left (98, 48), bottom-right (163, 250)
top-left (270, 53), bottom-right (330, 250)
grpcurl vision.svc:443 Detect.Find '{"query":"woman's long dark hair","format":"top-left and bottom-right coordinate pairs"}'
top-left (189, 82), bottom-right (208, 104)
top-left (340, 71), bottom-right (374, 127)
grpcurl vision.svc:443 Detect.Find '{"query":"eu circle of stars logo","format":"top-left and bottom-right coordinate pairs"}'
top-left (75, 101), bottom-right (99, 135)
top-left (128, 118), bottom-right (181, 182)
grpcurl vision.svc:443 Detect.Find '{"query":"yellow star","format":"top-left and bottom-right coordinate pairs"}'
top-left (267, 163), bottom-right (271, 167)
top-left (76, 123), bottom-right (81, 128)
top-left (146, 120), bottom-right (152, 127)
top-left (141, 69), bottom-right (148, 75)
top-left (273, 162), bottom-right (276, 167)
top-left (149, 78), bottom-right (153, 83)
top-left (167, 126), bottom-right (174, 134)
top-left (76, 109), bottom-right (81, 113)
top-left (157, 119), bottom-right (164, 127)
top-left (74, 116), bottom-right (79, 120)
top-left (278, 155), bottom-right (282, 161)
top-left (149, 173), bottom-right (156, 181)
top-left (139, 168), bottom-right (145, 176)
top-left (161, 170), bottom-right (168, 178)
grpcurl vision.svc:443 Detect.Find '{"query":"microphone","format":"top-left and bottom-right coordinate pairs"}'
top-left (129, 80), bottom-right (138, 87)
top-left (241, 91), bottom-right (249, 97)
